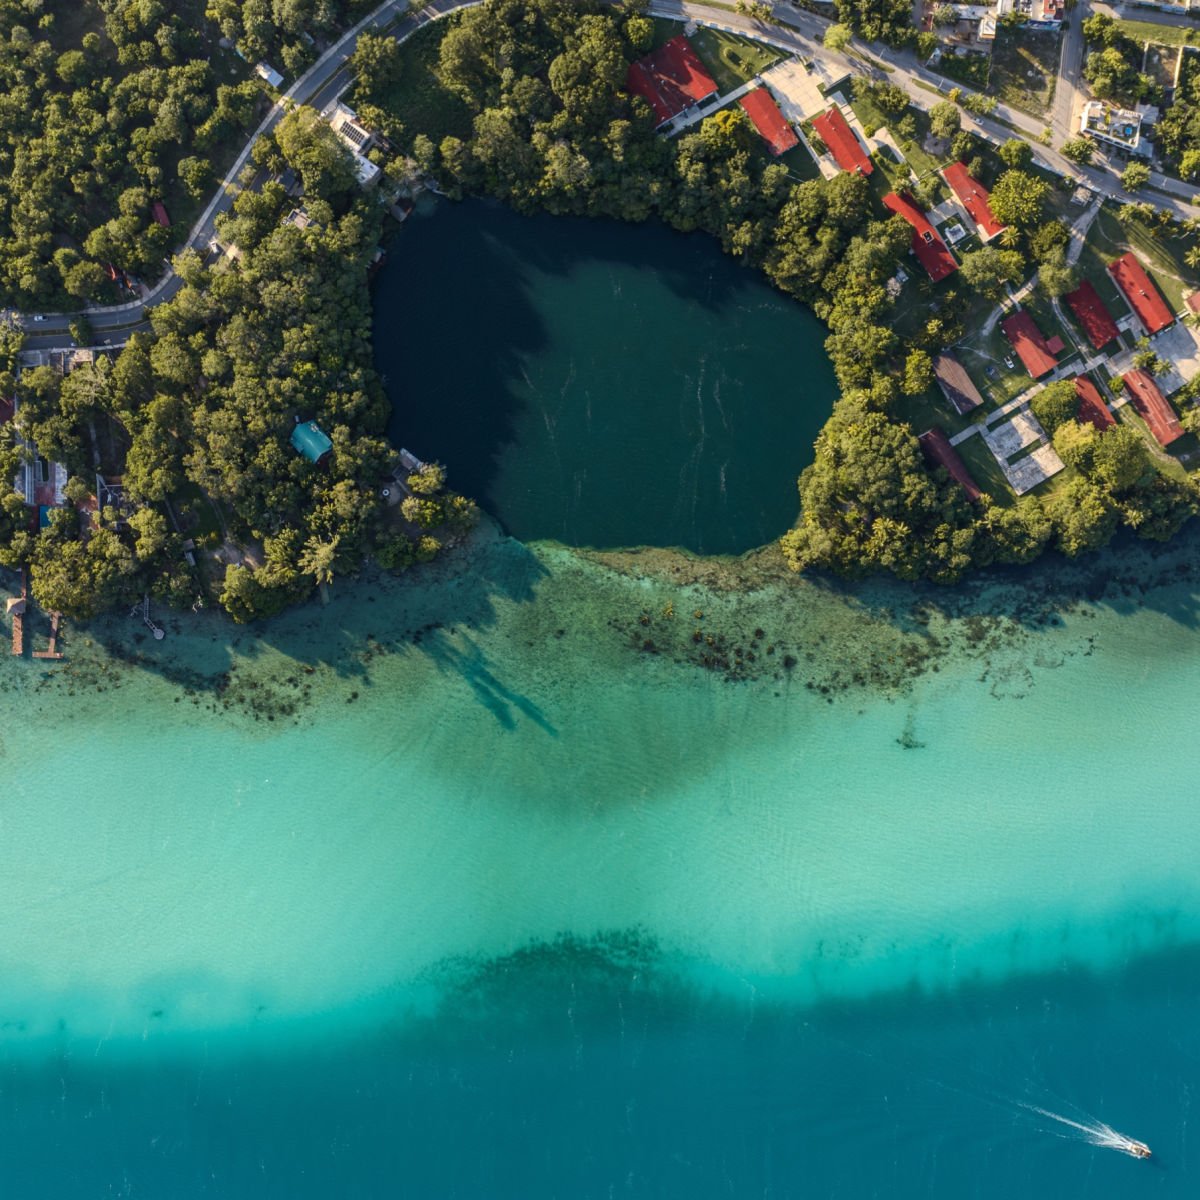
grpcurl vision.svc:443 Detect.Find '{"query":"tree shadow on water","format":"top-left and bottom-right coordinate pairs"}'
top-left (417, 628), bottom-right (558, 735)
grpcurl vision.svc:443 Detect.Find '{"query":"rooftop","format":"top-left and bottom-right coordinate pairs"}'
top-left (626, 36), bottom-right (718, 128)
top-left (882, 192), bottom-right (957, 282)
top-left (932, 352), bottom-right (984, 414)
top-left (812, 107), bottom-right (873, 176)
top-left (1074, 375), bottom-right (1115, 430)
top-left (942, 162), bottom-right (1005, 242)
top-left (1065, 280), bottom-right (1119, 350)
top-left (1108, 252), bottom-right (1174, 335)
top-left (1123, 369), bottom-right (1184, 446)
top-left (1081, 99), bottom-right (1143, 152)
top-left (1001, 309), bottom-right (1058, 379)
top-left (919, 428), bottom-right (982, 501)
top-left (738, 88), bottom-right (798, 157)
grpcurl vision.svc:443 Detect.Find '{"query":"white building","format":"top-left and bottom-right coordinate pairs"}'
top-left (254, 62), bottom-right (284, 89)
top-left (1080, 99), bottom-right (1149, 156)
top-left (325, 102), bottom-right (380, 188)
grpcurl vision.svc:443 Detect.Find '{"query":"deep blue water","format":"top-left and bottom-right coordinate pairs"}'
top-left (4, 946), bottom-right (1196, 1197)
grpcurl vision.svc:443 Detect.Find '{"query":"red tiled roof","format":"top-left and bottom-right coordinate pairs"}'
top-left (1108, 252), bottom-right (1174, 335)
top-left (942, 162), bottom-right (1006, 241)
top-left (1001, 309), bottom-right (1058, 379)
top-left (738, 88), bottom-right (798, 156)
top-left (1046, 335), bottom-right (1065, 354)
top-left (1073, 375), bottom-right (1114, 430)
top-left (1123, 368), bottom-right (1184, 446)
top-left (883, 192), bottom-right (957, 282)
top-left (151, 201), bottom-right (170, 228)
top-left (626, 36), bottom-right (718, 127)
top-left (812, 107), bottom-right (872, 176)
top-left (1187, 290), bottom-right (1200, 314)
top-left (1065, 280), bottom-right (1119, 350)
top-left (919, 428), bottom-right (982, 501)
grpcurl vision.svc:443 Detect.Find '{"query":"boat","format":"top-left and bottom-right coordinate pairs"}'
top-left (1126, 1140), bottom-right (1152, 1160)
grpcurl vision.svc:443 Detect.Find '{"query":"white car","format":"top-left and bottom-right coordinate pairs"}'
top-left (31, 314), bottom-right (43, 322)
top-left (1004, 355), bottom-right (1015, 369)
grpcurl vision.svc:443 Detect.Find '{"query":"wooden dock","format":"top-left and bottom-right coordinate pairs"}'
top-left (32, 610), bottom-right (63, 660)
top-left (9, 571), bottom-right (26, 657)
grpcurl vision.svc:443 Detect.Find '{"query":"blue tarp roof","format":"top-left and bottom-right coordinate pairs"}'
top-left (290, 421), bottom-right (332, 463)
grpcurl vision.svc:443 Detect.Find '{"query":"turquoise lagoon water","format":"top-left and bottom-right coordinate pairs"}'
top-left (2, 528), bottom-right (1200, 1195)
top-left (377, 201), bottom-right (836, 555)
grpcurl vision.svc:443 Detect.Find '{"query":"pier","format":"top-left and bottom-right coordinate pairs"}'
top-left (32, 610), bottom-right (63, 660)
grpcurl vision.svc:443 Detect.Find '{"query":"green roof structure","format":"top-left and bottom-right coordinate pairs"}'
top-left (291, 420), bottom-right (332, 465)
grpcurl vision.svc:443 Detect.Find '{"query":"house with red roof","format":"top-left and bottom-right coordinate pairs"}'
top-left (151, 201), bottom-right (170, 228)
top-left (882, 192), bottom-right (957, 282)
top-left (1108, 252), bottom-right (1174, 335)
top-left (811, 107), bottom-right (872, 176)
top-left (739, 88), bottom-right (798, 156)
top-left (942, 162), bottom-right (1005, 242)
top-left (1065, 280), bottom-right (1119, 350)
top-left (1073, 376), bottom-right (1115, 430)
top-left (626, 36), bottom-right (718, 129)
top-left (1001, 309), bottom-right (1058, 379)
top-left (1123, 369), bottom-right (1184, 446)
top-left (919, 428), bottom-right (982, 501)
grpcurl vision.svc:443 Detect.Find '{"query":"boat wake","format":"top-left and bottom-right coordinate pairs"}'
top-left (1018, 1103), bottom-right (1151, 1158)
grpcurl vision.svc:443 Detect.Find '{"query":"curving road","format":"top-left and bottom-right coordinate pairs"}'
top-left (16, 0), bottom-right (1200, 353)
top-left (17, 0), bottom-right (469, 351)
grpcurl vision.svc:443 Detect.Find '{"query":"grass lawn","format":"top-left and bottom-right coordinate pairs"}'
top-left (1114, 17), bottom-right (1200, 49)
top-left (777, 140), bottom-right (821, 180)
top-left (938, 52), bottom-right (990, 91)
top-left (688, 27), bottom-right (786, 93)
top-left (848, 91), bottom-right (891, 137)
top-left (893, 380), bottom-right (974, 439)
top-left (172, 480), bottom-right (225, 542)
top-left (1144, 43), bottom-right (1181, 91)
top-left (987, 27), bottom-right (1060, 116)
top-left (369, 18), bottom-right (474, 153)
top-left (1078, 203), bottom-right (1200, 312)
top-left (955, 432), bottom-right (1016, 504)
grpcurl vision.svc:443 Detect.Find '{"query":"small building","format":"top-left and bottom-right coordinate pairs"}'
top-left (291, 420), bottom-right (333, 466)
top-left (328, 101), bottom-right (376, 155)
top-left (626, 36), bottom-right (718, 129)
top-left (1109, 252), bottom-right (1174, 335)
top-left (1001, 309), bottom-right (1058, 379)
top-left (255, 62), bottom-right (284, 89)
top-left (932, 352), bottom-right (985, 414)
top-left (882, 191), bottom-right (957, 282)
top-left (1186, 290), bottom-right (1200, 316)
top-left (1074, 375), bottom-right (1115, 430)
top-left (1123, 369), bottom-right (1184, 445)
top-left (1080, 99), bottom-right (1147, 156)
top-left (1065, 280), bottom-right (1120, 350)
top-left (811, 107), bottom-right (873, 176)
top-left (350, 153), bottom-right (381, 188)
top-left (284, 207), bottom-right (314, 231)
top-left (738, 88), bottom-right (799, 156)
top-left (919, 428), bottom-right (982, 501)
top-left (151, 201), bottom-right (170, 228)
top-left (942, 161), bottom-right (1005, 242)
top-left (995, 0), bottom-right (1064, 29)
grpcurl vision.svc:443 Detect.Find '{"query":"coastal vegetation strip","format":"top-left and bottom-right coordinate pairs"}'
top-left (7, 0), bottom-right (1200, 626)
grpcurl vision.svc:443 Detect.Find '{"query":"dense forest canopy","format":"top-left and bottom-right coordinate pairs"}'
top-left (369, 0), bottom-right (1199, 584)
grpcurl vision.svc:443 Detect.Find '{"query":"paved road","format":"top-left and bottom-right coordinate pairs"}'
top-left (1051, 8), bottom-right (1086, 146)
top-left (16, 0), bottom-right (1200, 354)
top-left (16, 0), bottom-right (453, 350)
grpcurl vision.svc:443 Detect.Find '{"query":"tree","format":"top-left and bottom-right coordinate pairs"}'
top-left (998, 138), bottom-right (1033, 169)
top-left (901, 349), bottom-right (933, 396)
top-left (1038, 246), bottom-right (1078, 297)
top-left (823, 23), bottom-right (852, 52)
top-left (1031, 378), bottom-right (1079, 435)
top-left (929, 100), bottom-right (960, 140)
top-left (1120, 161), bottom-right (1152, 192)
top-left (1061, 137), bottom-right (1094, 165)
top-left (299, 534), bottom-right (339, 587)
top-left (958, 246), bottom-right (1026, 299)
top-left (989, 169), bottom-right (1049, 227)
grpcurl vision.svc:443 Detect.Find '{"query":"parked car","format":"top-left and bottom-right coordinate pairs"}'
top-left (1004, 355), bottom-right (1015, 369)
top-left (31, 314), bottom-right (43, 322)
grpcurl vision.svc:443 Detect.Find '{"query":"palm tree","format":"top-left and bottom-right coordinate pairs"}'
top-left (299, 534), bottom-right (339, 590)
top-left (1185, 245), bottom-right (1200, 271)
